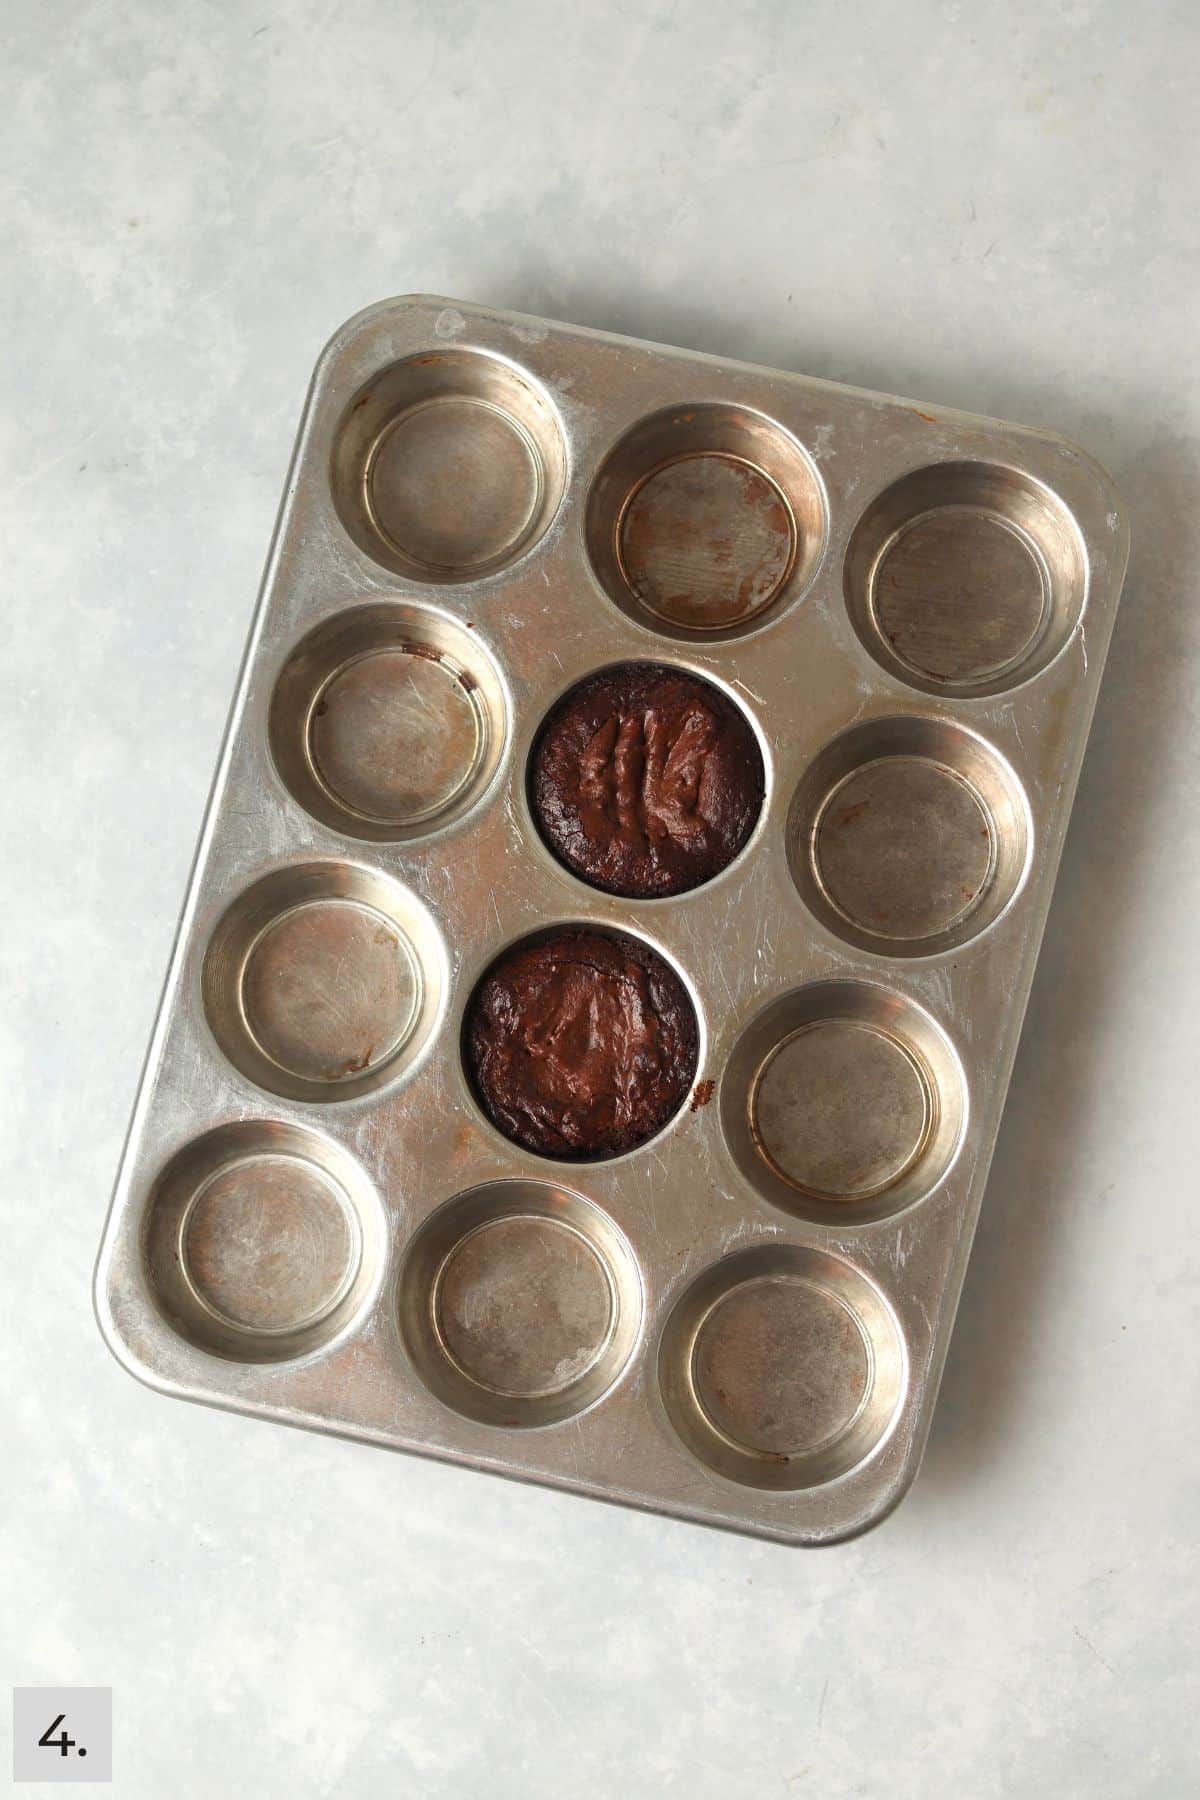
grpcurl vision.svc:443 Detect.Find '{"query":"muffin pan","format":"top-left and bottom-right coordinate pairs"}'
top-left (96, 296), bottom-right (1129, 1544)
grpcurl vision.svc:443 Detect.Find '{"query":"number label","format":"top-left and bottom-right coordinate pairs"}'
top-left (38, 1713), bottom-right (79, 1758)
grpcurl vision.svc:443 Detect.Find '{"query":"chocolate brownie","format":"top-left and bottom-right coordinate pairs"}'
top-left (529, 663), bottom-right (764, 899)
top-left (465, 928), bottom-right (699, 1159)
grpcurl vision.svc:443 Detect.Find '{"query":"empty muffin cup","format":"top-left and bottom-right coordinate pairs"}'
top-left (721, 981), bottom-right (966, 1225)
top-left (585, 404), bottom-right (827, 639)
top-left (398, 1181), bottom-right (643, 1427)
top-left (202, 861), bottom-right (445, 1102)
top-left (844, 461), bottom-right (1087, 696)
top-left (788, 715), bottom-right (1031, 957)
top-left (141, 1120), bottom-right (385, 1363)
top-left (658, 1244), bottom-right (905, 1491)
top-left (268, 602), bottom-right (507, 843)
top-left (330, 350), bottom-right (567, 582)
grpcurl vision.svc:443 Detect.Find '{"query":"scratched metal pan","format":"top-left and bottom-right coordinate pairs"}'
top-left (94, 296), bottom-right (1128, 1544)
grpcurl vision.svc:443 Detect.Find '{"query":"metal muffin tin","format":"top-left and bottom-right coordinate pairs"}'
top-left (95, 296), bottom-right (1129, 1544)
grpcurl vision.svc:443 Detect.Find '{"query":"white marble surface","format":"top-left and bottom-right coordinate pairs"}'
top-left (3, 2), bottom-right (1198, 1794)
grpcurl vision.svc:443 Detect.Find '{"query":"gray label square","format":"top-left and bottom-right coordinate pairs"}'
top-left (12, 1690), bottom-right (112, 1783)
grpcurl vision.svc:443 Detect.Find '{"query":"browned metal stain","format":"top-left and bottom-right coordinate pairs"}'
top-left (618, 453), bottom-right (796, 627)
top-left (402, 640), bottom-right (445, 664)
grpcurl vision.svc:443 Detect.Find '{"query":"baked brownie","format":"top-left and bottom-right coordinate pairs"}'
top-left (530, 662), bottom-right (763, 899)
top-left (465, 928), bottom-right (699, 1158)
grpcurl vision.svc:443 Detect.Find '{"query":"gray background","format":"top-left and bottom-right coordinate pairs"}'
top-left (3, 2), bottom-right (1197, 1795)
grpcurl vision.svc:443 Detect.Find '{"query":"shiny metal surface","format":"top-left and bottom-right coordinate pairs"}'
top-left (721, 979), bottom-right (966, 1227)
top-left (94, 295), bottom-right (1128, 1544)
